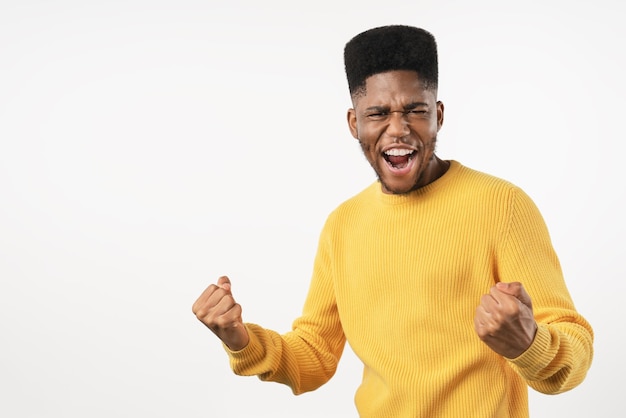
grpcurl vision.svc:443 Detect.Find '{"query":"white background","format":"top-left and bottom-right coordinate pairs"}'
top-left (1, 1), bottom-right (624, 417)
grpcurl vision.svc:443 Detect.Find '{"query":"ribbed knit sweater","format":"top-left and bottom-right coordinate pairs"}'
top-left (226, 160), bottom-right (594, 417)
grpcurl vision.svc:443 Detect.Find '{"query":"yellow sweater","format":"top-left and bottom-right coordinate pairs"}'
top-left (227, 160), bottom-right (593, 417)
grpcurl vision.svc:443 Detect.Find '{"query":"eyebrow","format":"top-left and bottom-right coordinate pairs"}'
top-left (364, 102), bottom-right (429, 112)
top-left (403, 101), bottom-right (429, 110)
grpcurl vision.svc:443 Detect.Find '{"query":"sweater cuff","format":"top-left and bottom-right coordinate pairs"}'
top-left (222, 323), bottom-right (268, 374)
top-left (506, 324), bottom-right (551, 371)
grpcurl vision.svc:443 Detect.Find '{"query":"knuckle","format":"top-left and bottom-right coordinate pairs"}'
top-left (194, 306), bottom-right (210, 320)
top-left (214, 315), bottom-right (235, 330)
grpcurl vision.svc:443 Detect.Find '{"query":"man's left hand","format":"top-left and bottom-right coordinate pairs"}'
top-left (474, 281), bottom-right (538, 359)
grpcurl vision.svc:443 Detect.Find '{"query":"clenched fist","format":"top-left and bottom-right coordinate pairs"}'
top-left (192, 276), bottom-right (249, 351)
top-left (474, 281), bottom-right (538, 359)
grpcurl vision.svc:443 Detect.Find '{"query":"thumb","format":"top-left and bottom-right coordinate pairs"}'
top-left (496, 281), bottom-right (533, 309)
top-left (217, 275), bottom-right (232, 291)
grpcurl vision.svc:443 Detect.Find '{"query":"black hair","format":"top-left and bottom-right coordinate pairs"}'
top-left (344, 25), bottom-right (438, 97)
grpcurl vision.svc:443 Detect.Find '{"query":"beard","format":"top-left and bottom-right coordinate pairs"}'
top-left (359, 136), bottom-right (438, 195)
top-left (375, 168), bottom-right (428, 195)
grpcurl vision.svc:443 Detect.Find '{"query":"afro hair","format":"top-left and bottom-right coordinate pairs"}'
top-left (344, 25), bottom-right (438, 97)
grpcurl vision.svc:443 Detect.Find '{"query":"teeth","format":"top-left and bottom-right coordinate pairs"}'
top-left (384, 148), bottom-right (414, 156)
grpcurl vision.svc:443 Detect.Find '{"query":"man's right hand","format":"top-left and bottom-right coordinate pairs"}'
top-left (192, 276), bottom-right (250, 351)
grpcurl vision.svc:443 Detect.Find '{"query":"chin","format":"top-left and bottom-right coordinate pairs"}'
top-left (380, 178), bottom-right (418, 195)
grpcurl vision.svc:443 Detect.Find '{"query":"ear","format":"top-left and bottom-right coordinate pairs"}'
top-left (347, 108), bottom-right (359, 139)
top-left (436, 101), bottom-right (444, 131)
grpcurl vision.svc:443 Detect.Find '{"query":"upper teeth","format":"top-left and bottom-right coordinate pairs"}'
top-left (384, 149), bottom-right (413, 156)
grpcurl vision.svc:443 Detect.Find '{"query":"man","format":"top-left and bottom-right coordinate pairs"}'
top-left (192, 25), bottom-right (593, 417)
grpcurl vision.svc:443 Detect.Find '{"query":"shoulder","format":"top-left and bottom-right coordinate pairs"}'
top-left (451, 161), bottom-right (515, 188)
top-left (449, 160), bottom-right (530, 200)
top-left (451, 161), bottom-right (544, 220)
top-left (321, 181), bottom-right (378, 230)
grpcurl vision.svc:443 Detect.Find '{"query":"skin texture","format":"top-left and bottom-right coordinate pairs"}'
top-left (192, 69), bottom-right (538, 359)
top-left (347, 70), bottom-right (448, 194)
top-left (475, 281), bottom-right (538, 358)
top-left (192, 276), bottom-right (249, 351)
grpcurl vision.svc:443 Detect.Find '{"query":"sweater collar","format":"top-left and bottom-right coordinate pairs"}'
top-left (373, 160), bottom-right (461, 205)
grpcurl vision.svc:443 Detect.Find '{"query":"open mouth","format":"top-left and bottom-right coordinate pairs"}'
top-left (383, 148), bottom-right (416, 170)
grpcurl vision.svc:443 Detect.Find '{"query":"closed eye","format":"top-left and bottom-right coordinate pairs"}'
top-left (366, 112), bottom-right (388, 120)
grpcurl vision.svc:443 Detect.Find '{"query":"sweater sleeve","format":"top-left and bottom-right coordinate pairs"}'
top-left (224, 218), bottom-right (347, 395)
top-left (498, 187), bottom-right (594, 394)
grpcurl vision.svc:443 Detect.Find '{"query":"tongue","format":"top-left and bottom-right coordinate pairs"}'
top-left (387, 155), bottom-right (410, 168)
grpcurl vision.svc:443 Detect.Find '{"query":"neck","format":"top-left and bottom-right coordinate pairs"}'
top-left (421, 155), bottom-right (450, 186)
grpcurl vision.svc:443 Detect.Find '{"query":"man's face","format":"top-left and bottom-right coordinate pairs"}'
top-left (347, 70), bottom-right (444, 194)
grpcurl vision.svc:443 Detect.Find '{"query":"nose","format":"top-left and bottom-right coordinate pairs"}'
top-left (386, 111), bottom-right (410, 138)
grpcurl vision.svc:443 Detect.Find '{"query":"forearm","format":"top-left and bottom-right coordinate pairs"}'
top-left (225, 323), bottom-right (344, 395)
